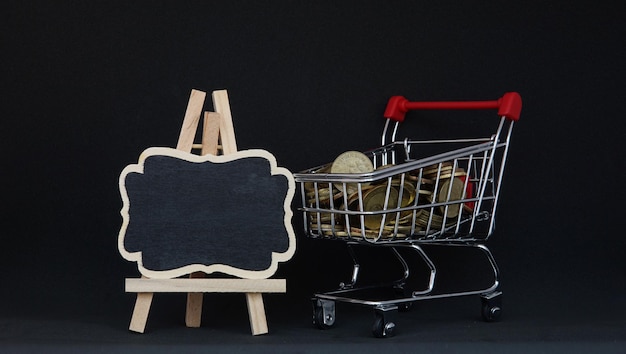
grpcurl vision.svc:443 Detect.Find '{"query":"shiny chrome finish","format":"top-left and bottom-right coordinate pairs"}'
top-left (295, 104), bottom-right (518, 336)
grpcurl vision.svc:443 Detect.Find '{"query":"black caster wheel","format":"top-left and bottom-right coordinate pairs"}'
top-left (372, 309), bottom-right (396, 338)
top-left (480, 292), bottom-right (502, 322)
top-left (312, 299), bottom-right (335, 329)
top-left (482, 303), bottom-right (502, 322)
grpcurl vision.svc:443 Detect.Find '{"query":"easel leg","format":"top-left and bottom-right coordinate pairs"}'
top-left (185, 272), bottom-right (205, 328)
top-left (129, 292), bottom-right (154, 333)
top-left (246, 292), bottom-right (269, 335)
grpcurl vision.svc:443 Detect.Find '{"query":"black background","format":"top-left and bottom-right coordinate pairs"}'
top-left (1, 1), bottom-right (624, 352)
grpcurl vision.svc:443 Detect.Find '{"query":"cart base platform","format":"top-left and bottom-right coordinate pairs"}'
top-left (310, 242), bottom-right (502, 338)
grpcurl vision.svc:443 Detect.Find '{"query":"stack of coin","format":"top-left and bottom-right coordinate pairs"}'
top-left (305, 152), bottom-right (476, 241)
top-left (416, 162), bottom-right (475, 228)
top-left (358, 184), bottom-right (399, 229)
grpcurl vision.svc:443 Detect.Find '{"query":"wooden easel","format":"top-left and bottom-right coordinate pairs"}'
top-left (125, 89), bottom-right (286, 335)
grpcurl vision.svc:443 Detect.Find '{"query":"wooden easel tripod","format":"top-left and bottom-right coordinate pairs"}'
top-left (125, 89), bottom-right (286, 335)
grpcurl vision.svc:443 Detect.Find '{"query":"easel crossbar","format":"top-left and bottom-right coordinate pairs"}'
top-left (126, 278), bottom-right (287, 293)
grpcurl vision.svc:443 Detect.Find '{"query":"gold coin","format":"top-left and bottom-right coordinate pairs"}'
top-left (390, 181), bottom-right (419, 221)
top-left (345, 184), bottom-right (375, 206)
top-left (418, 189), bottom-right (434, 196)
top-left (383, 224), bottom-right (412, 233)
top-left (309, 212), bottom-right (342, 224)
top-left (375, 164), bottom-right (395, 171)
top-left (330, 151), bottom-right (374, 195)
top-left (306, 187), bottom-right (330, 198)
top-left (423, 165), bottom-right (468, 182)
top-left (323, 230), bottom-right (348, 237)
top-left (349, 227), bottom-right (395, 240)
top-left (329, 230), bottom-right (350, 237)
top-left (306, 188), bottom-right (345, 205)
top-left (391, 209), bottom-right (423, 225)
top-left (373, 165), bottom-right (407, 188)
top-left (317, 223), bottom-right (345, 232)
top-left (331, 151), bottom-right (374, 174)
top-left (437, 177), bottom-right (466, 218)
top-left (418, 210), bottom-right (460, 231)
top-left (436, 170), bottom-right (467, 180)
top-left (362, 185), bottom-right (399, 229)
top-left (407, 172), bottom-right (435, 185)
top-left (417, 210), bottom-right (444, 228)
top-left (414, 217), bottom-right (428, 228)
top-left (422, 162), bottom-right (453, 176)
top-left (391, 181), bottom-right (416, 207)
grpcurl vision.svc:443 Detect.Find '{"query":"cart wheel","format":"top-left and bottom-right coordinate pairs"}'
top-left (480, 292), bottom-right (502, 322)
top-left (312, 299), bottom-right (336, 329)
top-left (372, 311), bottom-right (396, 338)
top-left (481, 303), bottom-right (502, 322)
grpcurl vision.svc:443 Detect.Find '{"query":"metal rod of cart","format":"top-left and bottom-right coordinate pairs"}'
top-left (293, 92), bottom-right (522, 338)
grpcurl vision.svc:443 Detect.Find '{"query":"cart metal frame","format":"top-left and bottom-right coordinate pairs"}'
top-left (293, 93), bottom-right (521, 337)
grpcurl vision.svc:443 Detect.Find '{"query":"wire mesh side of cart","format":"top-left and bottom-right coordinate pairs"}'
top-left (296, 93), bottom-right (521, 337)
top-left (294, 115), bottom-right (515, 245)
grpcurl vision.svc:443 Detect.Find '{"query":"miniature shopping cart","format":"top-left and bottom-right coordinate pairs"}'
top-left (293, 92), bottom-right (522, 337)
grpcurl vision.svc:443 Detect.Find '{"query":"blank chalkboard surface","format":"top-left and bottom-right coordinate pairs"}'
top-left (118, 147), bottom-right (296, 280)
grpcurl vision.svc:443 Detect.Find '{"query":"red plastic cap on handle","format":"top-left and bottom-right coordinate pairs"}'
top-left (383, 96), bottom-right (410, 122)
top-left (497, 92), bottom-right (522, 121)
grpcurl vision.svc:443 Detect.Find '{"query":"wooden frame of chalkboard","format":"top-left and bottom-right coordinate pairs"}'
top-left (119, 89), bottom-right (295, 335)
top-left (118, 146), bottom-right (296, 279)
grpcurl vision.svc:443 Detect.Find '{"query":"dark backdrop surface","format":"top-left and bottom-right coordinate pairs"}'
top-left (1, 1), bottom-right (624, 352)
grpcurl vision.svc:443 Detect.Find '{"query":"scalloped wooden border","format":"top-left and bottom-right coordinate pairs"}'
top-left (118, 146), bottom-right (296, 280)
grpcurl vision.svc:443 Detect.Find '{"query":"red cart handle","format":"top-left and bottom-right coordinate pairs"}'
top-left (383, 92), bottom-right (522, 122)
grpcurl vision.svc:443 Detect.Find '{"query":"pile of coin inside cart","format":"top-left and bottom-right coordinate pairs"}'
top-left (304, 151), bottom-right (474, 241)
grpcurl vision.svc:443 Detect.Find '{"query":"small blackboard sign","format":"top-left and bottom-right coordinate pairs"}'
top-left (118, 147), bottom-right (296, 279)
